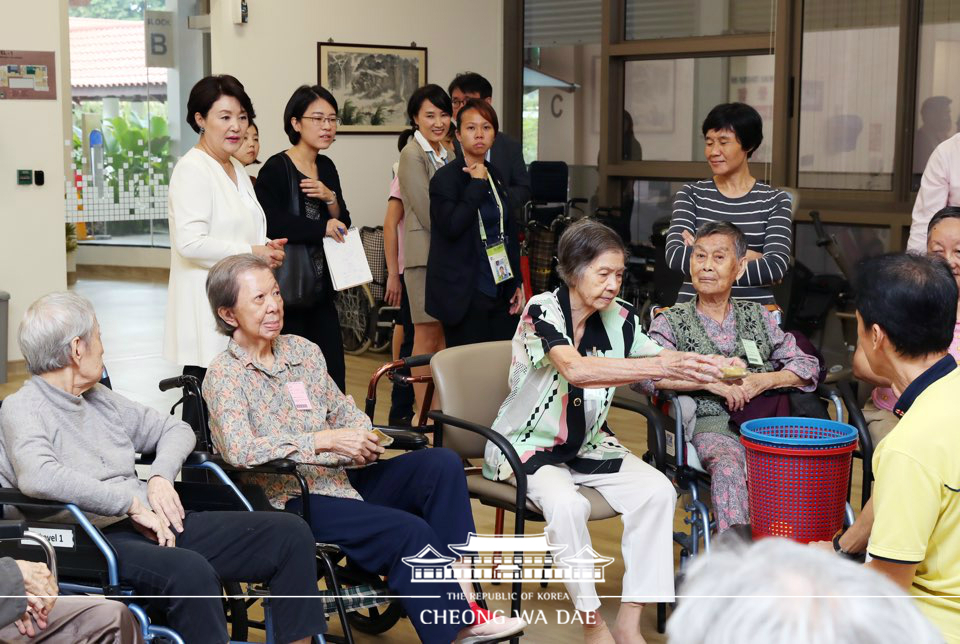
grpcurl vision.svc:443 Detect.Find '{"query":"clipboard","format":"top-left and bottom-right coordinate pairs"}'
top-left (323, 227), bottom-right (374, 291)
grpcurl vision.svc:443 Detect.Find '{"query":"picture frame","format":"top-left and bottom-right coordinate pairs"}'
top-left (318, 42), bottom-right (427, 134)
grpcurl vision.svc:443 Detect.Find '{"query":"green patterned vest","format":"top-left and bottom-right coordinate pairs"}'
top-left (663, 299), bottom-right (775, 437)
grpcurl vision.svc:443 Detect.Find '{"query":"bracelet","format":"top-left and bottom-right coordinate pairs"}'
top-left (324, 191), bottom-right (337, 206)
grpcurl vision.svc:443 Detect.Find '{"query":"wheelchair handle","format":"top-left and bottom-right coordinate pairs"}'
top-left (21, 531), bottom-right (57, 582)
top-left (158, 374), bottom-right (202, 393)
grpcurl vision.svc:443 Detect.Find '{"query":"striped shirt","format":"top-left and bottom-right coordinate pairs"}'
top-left (666, 180), bottom-right (793, 305)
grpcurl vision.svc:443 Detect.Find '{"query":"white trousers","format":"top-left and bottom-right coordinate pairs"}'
top-left (512, 453), bottom-right (677, 612)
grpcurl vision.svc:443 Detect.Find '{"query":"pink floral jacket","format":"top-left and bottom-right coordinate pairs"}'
top-left (203, 335), bottom-right (371, 508)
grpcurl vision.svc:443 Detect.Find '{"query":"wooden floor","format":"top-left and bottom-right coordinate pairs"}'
top-left (1, 270), bottom-right (866, 643)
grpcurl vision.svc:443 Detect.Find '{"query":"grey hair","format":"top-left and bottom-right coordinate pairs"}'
top-left (556, 219), bottom-right (627, 286)
top-left (694, 220), bottom-right (748, 260)
top-left (206, 253), bottom-right (274, 336)
top-left (667, 538), bottom-right (944, 644)
top-left (18, 292), bottom-right (98, 375)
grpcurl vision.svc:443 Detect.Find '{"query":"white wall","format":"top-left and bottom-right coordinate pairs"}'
top-left (209, 0), bottom-right (504, 228)
top-left (0, 0), bottom-right (70, 363)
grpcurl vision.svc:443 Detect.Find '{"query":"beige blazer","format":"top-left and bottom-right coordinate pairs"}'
top-left (398, 139), bottom-right (441, 269)
top-left (163, 148), bottom-right (267, 367)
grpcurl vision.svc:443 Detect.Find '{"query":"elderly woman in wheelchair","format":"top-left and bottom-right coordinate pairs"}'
top-left (0, 292), bottom-right (326, 644)
top-left (200, 253), bottom-right (526, 644)
top-left (635, 221), bottom-right (820, 533)
top-left (482, 219), bottom-right (733, 644)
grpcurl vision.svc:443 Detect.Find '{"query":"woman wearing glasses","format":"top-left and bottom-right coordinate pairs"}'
top-left (255, 85), bottom-right (350, 391)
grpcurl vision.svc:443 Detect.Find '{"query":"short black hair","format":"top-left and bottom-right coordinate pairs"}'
top-left (456, 98), bottom-right (499, 134)
top-left (927, 205), bottom-right (960, 238)
top-left (448, 72), bottom-right (493, 99)
top-left (186, 75), bottom-right (255, 134)
top-left (856, 253), bottom-right (957, 358)
top-left (406, 84), bottom-right (452, 127)
top-left (283, 85), bottom-right (339, 145)
top-left (702, 102), bottom-right (764, 158)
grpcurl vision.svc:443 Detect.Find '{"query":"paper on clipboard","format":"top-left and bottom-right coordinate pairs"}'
top-left (323, 227), bottom-right (373, 291)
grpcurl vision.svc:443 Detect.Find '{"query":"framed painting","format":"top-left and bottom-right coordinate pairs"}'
top-left (318, 42), bottom-right (427, 134)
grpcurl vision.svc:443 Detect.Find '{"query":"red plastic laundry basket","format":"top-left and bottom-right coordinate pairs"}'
top-left (740, 418), bottom-right (858, 543)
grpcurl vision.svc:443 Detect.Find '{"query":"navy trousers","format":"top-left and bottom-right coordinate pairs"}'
top-left (286, 448), bottom-right (475, 644)
top-left (105, 511), bottom-right (325, 644)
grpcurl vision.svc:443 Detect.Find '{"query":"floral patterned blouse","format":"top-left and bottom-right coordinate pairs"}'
top-left (203, 335), bottom-right (371, 508)
top-left (483, 287), bottom-right (663, 481)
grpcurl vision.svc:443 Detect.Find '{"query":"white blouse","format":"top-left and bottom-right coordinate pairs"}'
top-left (163, 147), bottom-right (267, 367)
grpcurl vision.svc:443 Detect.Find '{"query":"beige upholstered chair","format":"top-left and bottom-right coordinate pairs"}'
top-left (428, 340), bottom-right (668, 625)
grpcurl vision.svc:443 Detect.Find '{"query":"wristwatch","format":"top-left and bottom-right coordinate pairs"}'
top-left (324, 191), bottom-right (337, 206)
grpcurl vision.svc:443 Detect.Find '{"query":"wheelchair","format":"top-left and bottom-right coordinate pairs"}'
top-left (0, 449), bottom-right (323, 644)
top-left (159, 373), bottom-right (430, 644)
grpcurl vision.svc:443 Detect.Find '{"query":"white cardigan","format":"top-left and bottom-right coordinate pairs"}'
top-left (163, 148), bottom-right (267, 367)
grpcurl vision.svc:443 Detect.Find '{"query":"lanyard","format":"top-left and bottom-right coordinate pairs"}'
top-left (477, 172), bottom-right (505, 245)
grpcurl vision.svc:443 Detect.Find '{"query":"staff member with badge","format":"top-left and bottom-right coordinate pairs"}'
top-left (426, 99), bottom-right (524, 347)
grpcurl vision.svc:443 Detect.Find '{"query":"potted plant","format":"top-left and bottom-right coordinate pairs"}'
top-left (66, 222), bottom-right (79, 284)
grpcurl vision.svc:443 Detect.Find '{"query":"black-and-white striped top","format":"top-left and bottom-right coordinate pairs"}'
top-left (666, 179), bottom-right (793, 305)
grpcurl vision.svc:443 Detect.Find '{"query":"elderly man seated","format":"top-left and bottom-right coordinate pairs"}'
top-left (816, 253), bottom-right (960, 643)
top-left (0, 556), bottom-right (141, 643)
top-left (635, 221), bottom-right (820, 533)
top-left (0, 292), bottom-right (326, 644)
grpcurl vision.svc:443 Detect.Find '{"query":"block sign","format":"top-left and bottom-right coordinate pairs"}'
top-left (145, 10), bottom-right (175, 68)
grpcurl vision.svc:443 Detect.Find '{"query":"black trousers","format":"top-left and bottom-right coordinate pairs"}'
top-left (443, 290), bottom-right (520, 348)
top-left (104, 511), bottom-right (324, 644)
top-left (282, 297), bottom-right (346, 392)
top-left (286, 449), bottom-right (474, 644)
top-left (389, 274), bottom-right (416, 422)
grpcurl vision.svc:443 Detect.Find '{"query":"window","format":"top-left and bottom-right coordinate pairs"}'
top-left (623, 55), bottom-right (774, 163)
top-left (620, 179), bottom-right (695, 244)
top-left (67, 0), bottom-right (205, 247)
top-left (624, 0), bottom-right (776, 41)
top-left (797, 0), bottom-right (901, 191)
top-left (912, 0), bottom-right (960, 187)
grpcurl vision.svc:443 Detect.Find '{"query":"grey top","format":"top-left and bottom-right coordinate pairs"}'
top-left (0, 376), bottom-right (196, 526)
top-left (0, 558), bottom-right (25, 627)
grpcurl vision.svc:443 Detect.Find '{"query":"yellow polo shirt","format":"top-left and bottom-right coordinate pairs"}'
top-left (869, 358), bottom-right (960, 642)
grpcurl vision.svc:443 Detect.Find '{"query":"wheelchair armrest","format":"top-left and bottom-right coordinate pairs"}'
top-left (0, 489), bottom-right (70, 510)
top-left (376, 427), bottom-right (428, 451)
top-left (0, 519), bottom-right (26, 539)
top-left (611, 398), bottom-right (670, 473)
top-left (427, 411), bottom-right (529, 532)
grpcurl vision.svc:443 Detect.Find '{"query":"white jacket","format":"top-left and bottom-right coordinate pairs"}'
top-left (163, 148), bottom-right (267, 367)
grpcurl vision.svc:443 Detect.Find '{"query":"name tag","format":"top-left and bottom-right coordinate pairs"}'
top-left (286, 381), bottom-right (313, 411)
top-left (486, 243), bottom-right (513, 285)
top-left (742, 339), bottom-right (763, 366)
top-left (584, 387), bottom-right (608, 403)
top-left (22, 526), bottom-right (75, 549)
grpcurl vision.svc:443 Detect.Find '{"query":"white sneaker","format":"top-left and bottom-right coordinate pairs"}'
top-left (455, 615), bottom-right (527, 643)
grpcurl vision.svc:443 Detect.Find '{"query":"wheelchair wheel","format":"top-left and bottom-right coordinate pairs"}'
top-left (223, 581), bottom-right (249, 641)
top-left (334, 562), bottom-right (404, 634)
top-left (337, 284), bottom-right (374, 355)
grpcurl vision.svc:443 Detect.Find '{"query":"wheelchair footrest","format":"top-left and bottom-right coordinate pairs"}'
top-left (320, 583), bottom-right (392, 614)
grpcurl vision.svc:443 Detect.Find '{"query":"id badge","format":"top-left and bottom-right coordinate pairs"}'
top-left (286, 381), bottom-right (313, 411)
top-left (486, 242), bottom-right (513, 285)
top-left (742, 339), bottom-right (764, 366)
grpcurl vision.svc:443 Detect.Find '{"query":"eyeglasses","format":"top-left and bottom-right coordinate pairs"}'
top-left (300, 115), bottom-right (341, 127)
top-left (452, 99), bottom-right (466, 108)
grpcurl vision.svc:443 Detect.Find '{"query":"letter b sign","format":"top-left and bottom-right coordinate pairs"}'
top-left (151, 33), bottom-right (167, 57)
top-left (145, 10), bottom-right (174, 68)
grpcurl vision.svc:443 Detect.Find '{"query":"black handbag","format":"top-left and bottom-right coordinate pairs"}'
top-left (273, 154), bottom-right (324, 308)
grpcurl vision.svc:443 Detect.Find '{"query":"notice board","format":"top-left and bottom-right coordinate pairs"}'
top-left (0, 50), bottom-right (56, 100)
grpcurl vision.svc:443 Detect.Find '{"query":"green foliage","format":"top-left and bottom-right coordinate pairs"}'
top-left (102, 113), bottom-right (172, 194)
top-left (339, 100), bottom-right (361, 125)
top-left (65, 223), bottom-right (78, 254)
top-left (369, 105), bottom-right (386, 126)
top-left (69, 0), bottom-right (166, 20)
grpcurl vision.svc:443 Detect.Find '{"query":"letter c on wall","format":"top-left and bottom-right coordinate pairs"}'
top-left (551, 94), bottom-right (563, 118)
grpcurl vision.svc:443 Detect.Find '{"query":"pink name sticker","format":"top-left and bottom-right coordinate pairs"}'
top-left (286, 381), bottom-right (312, 411)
